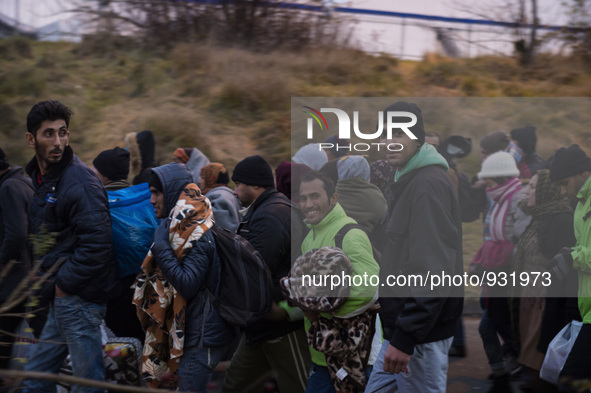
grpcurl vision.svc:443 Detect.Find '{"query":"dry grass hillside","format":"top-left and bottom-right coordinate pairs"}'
top-left (3, 36), bottom-right (591, 172)
top-left (3, 36), bottom-right (591, 298)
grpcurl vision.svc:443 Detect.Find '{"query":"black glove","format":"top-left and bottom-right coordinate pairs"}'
top-left (546, 247), bottom-right (574, 281)
top-left (153, 217), bottom-right (171, 244)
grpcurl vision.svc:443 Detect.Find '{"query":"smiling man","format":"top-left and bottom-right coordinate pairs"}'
top-left (366, 101), bottom-right (463, 393)
top-left (298, 170), bottom-right (379, 392)
top-left (22, 100), bottom-right (117, 393)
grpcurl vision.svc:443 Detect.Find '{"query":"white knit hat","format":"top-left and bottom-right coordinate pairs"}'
top-left (478, 151), bottom-right (519, 179)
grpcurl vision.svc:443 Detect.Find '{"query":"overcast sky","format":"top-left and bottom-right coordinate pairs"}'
top-left (1, 0), bottom-right (572, 58)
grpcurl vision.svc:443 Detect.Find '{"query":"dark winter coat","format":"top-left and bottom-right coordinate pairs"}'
top-left (380, 155), bottom-right (464, 356)
top-left (238, 188), bottom-right (302, 343)
top-left (0, 166), bottom-right (33, 300)
top-left (26, 146), bottom-right (118, 304)
top-left (150, 163), bottom-right (236, 348)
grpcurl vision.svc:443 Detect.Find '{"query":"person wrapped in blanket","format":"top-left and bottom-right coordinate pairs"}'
top-left (282, 170), bottom-right (380, 393)
top-left (133, 163), bottom-right (236, 392)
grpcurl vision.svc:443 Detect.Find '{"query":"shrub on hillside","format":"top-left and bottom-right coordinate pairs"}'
top-left (70, 0), bottom-right (342, 51)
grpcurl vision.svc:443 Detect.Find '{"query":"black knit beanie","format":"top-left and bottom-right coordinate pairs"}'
top-left (549, 144), bottom-right (591, 182)
top-left (0, 147), bottom-right (9, 171)
top-left (381, 101), bottom-right (426, 145)
top-left (93, 147), bottom-right (130, 181)
top-left (510, 126), bottom-right (537, 154)
top-left (232, 155), bottom-right (275, 187)
top-left (148, 171), bottom-right (163, 192)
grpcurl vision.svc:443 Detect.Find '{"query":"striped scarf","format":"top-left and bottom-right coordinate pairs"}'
top-left (486, 177), bottom-right (522, 241)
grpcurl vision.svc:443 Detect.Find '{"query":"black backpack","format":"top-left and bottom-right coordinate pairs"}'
top-left (334, 223), bottom-right (383, 266)
top-left (209, 224), bottom-right (274, 327)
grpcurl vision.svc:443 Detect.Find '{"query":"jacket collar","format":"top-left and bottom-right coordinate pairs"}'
top-left (105, 179), bottom-right (131, 191)
top-left (577, 175), bottom-right (591, 202)
top-left (395, 143), bottom-right (449, 182)
top-left (26, 145), bottom-right (74, 185)
top-left (248, 187), bottom-right (277, 212)
top-left (306, 202), bottom-right (346, 231)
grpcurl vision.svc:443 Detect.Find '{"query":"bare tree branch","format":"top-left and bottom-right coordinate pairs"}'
top-left (0, 369), bottom-right (192, 393)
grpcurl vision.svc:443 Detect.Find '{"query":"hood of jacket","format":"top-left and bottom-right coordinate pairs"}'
top-left (577, 175), bottom-right (591, 202)
top-left (336, 177), bottom-right (387, 232)
top-left (395, 143), bottom-right (449, 182)
top-left (125, 130), bottom-right (156, 179)
top-left (186, 147), bottom-right (211, 183)
top-left (151, 163), bottom-right (194, 215)
top-left (26, 145), bottom-right (74, 183)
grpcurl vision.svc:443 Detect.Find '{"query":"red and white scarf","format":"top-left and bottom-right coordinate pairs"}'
top-left (486, 177), bottom-right (521, 241)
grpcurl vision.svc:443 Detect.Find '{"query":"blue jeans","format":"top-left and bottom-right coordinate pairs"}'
top-left (304, 363), bottom-right (374, 393)
top-left (305, 364), bottom-right (335, 393)
top-left (178, 345), bottom-right (227, 393)
top-left (365, 338), bottom-right (452, 393)
top-left (23, 295), bottom-right (106, 393)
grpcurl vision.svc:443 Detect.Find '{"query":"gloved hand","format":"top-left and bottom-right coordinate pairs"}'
top-left (153, 217), bottom-right (172, 244)
top-left (546, 247), bottom-right (574, 281)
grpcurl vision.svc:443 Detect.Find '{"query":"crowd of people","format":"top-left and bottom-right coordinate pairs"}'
top-left (0, 99), bottom-right (589, 393)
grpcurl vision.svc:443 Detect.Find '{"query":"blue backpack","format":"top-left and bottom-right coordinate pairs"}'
top-left (108, 183), bottom-right (159, 278)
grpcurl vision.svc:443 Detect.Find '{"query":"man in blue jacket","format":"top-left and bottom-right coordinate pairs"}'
top-left (0, 147), bottom-right (33, 383)
top-left (135, 163), bottom-right (237, 392)
top-left (22, 100), bottom-right (118, 393)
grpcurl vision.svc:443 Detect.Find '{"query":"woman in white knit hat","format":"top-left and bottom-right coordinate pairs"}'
top-left (470, 151), bottom-right (531, 393)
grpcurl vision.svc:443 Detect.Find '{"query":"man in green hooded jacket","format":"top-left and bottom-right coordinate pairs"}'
top-left (548, 144), bottom-right (591, 386)
top-left (299, 170), bottom-right (379, 392)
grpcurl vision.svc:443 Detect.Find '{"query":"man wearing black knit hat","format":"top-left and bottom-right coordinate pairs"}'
top-left (93, 146), bottom-right (145, 342)
top-left (223, 155), bottom-right (311, 393)
top-left (548, 144), bottom-right (591, 388)
top-left (92, 147), bottom-right (130, 191)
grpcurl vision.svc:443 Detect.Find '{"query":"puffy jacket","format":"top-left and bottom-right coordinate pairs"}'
top-left (238, 188), bottom-right (302, 343)
top-left (380, 144), bottom-right (464, 356)
top-left (0, 166), bottom-right (33, 300)
top-left (150, 163), bottom-right (237, 348)
top-left (26, 146), bottom-right (118, 304)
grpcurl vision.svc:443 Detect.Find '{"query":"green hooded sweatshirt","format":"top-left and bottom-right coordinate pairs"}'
top-left (571, 176), bottom-right (591, 324)
top-left (394, 143), bottom-right (449, 183)
top-left (301, 202), bottom-right (379, 367)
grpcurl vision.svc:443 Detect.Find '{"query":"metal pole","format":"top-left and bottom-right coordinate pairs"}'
top-left (400, 18), bottom-right (406, 59)
top-left (468, 24), bottom-right (472, 57)
top-left (14, 0), bottom-right (19, 34)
